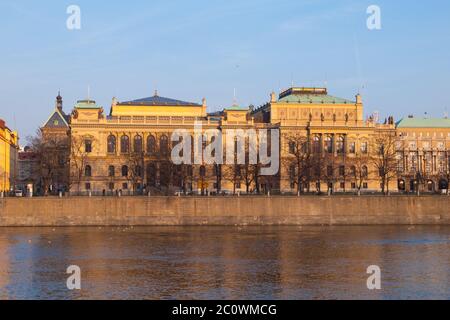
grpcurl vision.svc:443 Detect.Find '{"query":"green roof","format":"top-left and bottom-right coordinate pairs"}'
top-left (276, 88), bottom-right (355, 104)
top-left (225, 105), bottom-right (249, 111)
top-left (278, 94), bottom-right (354, 104)
top-left (396, 117), bottom-right (450, 128)
top-left (74, 100), bottom-right (102, 109)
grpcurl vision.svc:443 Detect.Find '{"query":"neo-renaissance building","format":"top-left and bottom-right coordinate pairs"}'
top-left (39, 87), bottom-right (450, 195)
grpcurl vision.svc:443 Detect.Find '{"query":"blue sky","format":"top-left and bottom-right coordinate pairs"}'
top-left (0, 0), bottom-right (449, 141)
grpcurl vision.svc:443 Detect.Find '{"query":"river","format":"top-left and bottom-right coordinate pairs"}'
top-left (0, 226), bottom-right (449, 300)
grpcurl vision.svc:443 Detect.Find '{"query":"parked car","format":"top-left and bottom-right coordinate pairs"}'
top-left (14, 190), bottom-right (23, 197)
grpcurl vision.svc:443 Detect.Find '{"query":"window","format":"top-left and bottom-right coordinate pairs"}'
top-left (312, 135), bottom-right (321, 153)
top-left (410, 153), bottom-right (418, 172)
top-left (235, 182), bottom-right (241, 189)
top-left (107, 135), bottom-right (116, 154)
top-left (85, 183), bottom-right (91, 190)
top-left (147, 135), bottom-right (156, 155)
top-left (425, 152), bottom-right (432, 173)
top-left (348, 142), bottom-right (356, 154)
top-left (362, 166), bottom-right (368, 178)
top-left (160, 135), bottom-right (169, 156)
top-left (340, 182), bottom-right (345, 189)
top-left (214, 164), bottom-right (221, 177)
top-left (122, 183), bottom-right (128, 190)
top-left (200, 165), bottom-right (206, 177)
top-left (85, 165), bottom-right (92, 177)
top-left (350, 166), bottom-right (356, 177)
top-left (234, 166), bottom-right (241, 177)
top-left (121, 135), bottom-right (130, 153)
top-left (146, 164), bottom-right (157, 187)
top-left (108, 166), bottom-right (115, 177)
top-left (289, 164), bottom-right (296, 180)
top-left (108, 183), bottom-right (114, 190)
top-left (339, 165), bottom-right (345, 176)
top-left (363, 183), bottom-right (368, 189)
top-left (351, 182), bottom-right (356, 189)
top-left (379, 144), bottom-right (385, 156)
top-left (85, 140), bottom-right (92, 153)
top-left (134, 135), bottom-right (143, 153)
top-left (135, 165), bottom-right (143, 177)
top-left (336, 136), bottom-right (345, 154)
top-left (361, 142), bottom-right (368, 154)
top-left (121, 165), bottom-right (128, 177)
top-left (327, 165), bottom-right (334, 177)
top-left (289, 141), bottom-right (296, 154)
top-left (325, 136), bottom-right (333, 153)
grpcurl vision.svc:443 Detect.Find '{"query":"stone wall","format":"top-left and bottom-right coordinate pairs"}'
top-left (0, 196), bottom-right (449, 227)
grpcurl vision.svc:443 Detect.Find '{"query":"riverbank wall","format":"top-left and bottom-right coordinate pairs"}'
top-left (0, 196), bottom-right (449, 227)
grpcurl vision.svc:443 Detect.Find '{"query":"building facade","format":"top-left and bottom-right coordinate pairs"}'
top-left (396, 117), bottom-right (450, 193)
top-left (16, 147), bottom-right (40, 195)
top-left (38, 87), bottom-right (450, 195)
top-left (40, 93), bottom-right (71, 194)
top-left (59, 87), bottom-right (396, 195)
top-left (0, 119), bottom-right (19, 193)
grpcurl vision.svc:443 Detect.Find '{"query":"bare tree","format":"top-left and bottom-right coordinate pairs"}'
top-left (310, 153), bottom-right (326, 194)
top-left (222, 163), bottom-right (242, 195)
top-left (126, 150), bottom-right (145, 194)
top-left (69, 135), bottom-right (95, 194)
top-left (282, 133), bottom-right (312, 194)
top-left (28, 129), bottom-right (70, 195)
top-left (370, 130), bottom-right (398, 194)
top-left (347, 152), bottom-right (370, 196)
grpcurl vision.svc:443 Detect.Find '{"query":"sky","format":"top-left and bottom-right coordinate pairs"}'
top-left (0, 0), bottom-right (449, 143)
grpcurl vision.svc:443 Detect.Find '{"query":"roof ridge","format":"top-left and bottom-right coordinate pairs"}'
top-left (119, 95), bottom-right (201, 106)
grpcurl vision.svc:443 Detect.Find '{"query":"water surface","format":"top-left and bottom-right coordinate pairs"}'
top-left (0, 226), bottom-right (449, 300)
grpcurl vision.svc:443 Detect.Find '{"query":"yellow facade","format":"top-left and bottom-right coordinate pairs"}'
top-left (396, 117), bottom-right (450, 193)
top-left (0, 119), bottom-right (19, 192)
top-left (62, 88), bottom-right (405, 195)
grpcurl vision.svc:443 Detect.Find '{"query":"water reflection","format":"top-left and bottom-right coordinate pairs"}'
top-left (0, 226), bottom-right (449, 300)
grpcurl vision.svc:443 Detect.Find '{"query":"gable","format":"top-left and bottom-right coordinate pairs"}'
top-left (43, 111), bottom-right (69, 128)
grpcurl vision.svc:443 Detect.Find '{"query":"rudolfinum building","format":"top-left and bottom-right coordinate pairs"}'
top-left (39, 87), bottom-right (450, 196)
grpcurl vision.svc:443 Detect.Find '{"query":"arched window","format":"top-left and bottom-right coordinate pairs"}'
top-left (362, 165), bottom-right (368, 178)
top-left (122, 165), bottom-right (128, 177)
top-left (85, 139), bottom-right (92, 153)
top-left (160, 135), bottom-right (169, 156)
top-left (135, 165), bottom-right (143, 177)
top-left (325, 135), bottom-right (333, 154)
top-left (107, 135), bottom-right (116, 154)
top-left (361, 142), bottom-right (368, 154)
top-left (350, 166), bottom-right (356, 177)
top-left (121, 135), bottom-right (130, 153)
top-left (313, 135), bottom-right (321, 153)
top-left (108, 165), bottom-right (115, 177)
top-left (336, 136), bottom-right (345, 154)
top-left (85, 165), bottom-right (92, 177)
top-left (134, 135), bottom-right (143, 153)
top-left (147, 135), bottom-right (156, 155)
